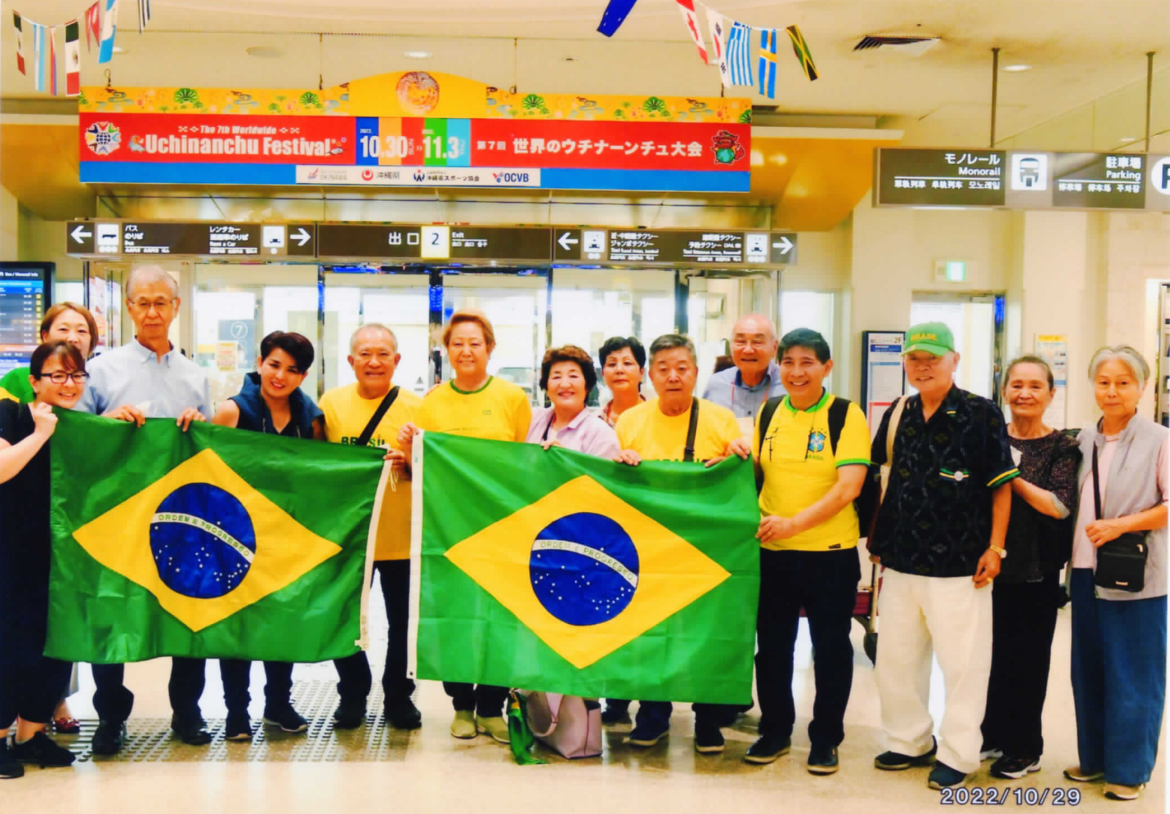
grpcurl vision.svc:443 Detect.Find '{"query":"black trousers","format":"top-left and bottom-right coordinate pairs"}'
top-left (444, 682), bottom-right (509, 718)
top-left (220, 660), bottom-right (294, 714)
top-left (93, 659), bottom-right (205, 722)
top-left (981, 572), bottom-right (1061, 759)
top-left (334, 560), bottom-right (416, 707)
top-left (756, 547), bottom-right (860, 747)
top-left (0, 657), bottom-right (73, 728)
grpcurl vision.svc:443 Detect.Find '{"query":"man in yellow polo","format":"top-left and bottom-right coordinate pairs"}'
top-left (320, 323), bottom-right (423, 731)
top-left (748, 328), bottom-right (870, 774)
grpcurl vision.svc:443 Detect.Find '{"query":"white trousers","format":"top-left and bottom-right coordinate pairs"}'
top-left (875, 568), bottom-right (993, 774)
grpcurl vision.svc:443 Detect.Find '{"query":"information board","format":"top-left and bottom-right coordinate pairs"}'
top-left (861, 331), bottom-right (906, 437)
top-left (66, 221), bottom-right (315, 258)
top-left (874, 149), bottom-right (1006, 207)
top-left (0, 264), bottom-right (51, 376)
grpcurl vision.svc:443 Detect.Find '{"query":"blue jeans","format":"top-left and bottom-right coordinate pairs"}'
top-left (1070, 569), bottom-right (1167, 786)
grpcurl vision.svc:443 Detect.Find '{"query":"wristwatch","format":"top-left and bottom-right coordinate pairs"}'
top-left (989, 545), bottom-right (1006, 559)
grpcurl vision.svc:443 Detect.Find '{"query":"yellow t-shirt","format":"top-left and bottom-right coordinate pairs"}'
top-left (416, 377), bottom-right (532, 443)
top-left (615, 397), bottom-right (741, 462)
top-left (755, 392), bottom-right (871, 552)
top-left (319, 383), bottom-right (422, 561)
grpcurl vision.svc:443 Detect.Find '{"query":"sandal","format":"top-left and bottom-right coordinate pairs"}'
top-left (53, 716), bottom-right (82, 735)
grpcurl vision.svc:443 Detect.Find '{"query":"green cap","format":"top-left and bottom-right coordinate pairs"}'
top-left (903, 322), bottom-right (955, 356)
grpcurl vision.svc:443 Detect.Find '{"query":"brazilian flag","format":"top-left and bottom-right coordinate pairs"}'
top-left (45, 410), bottom-right (385, 664)
top-left (410, 432), bottom-right (760, 703)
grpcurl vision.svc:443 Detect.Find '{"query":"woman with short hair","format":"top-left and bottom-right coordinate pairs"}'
top-left (527, 345), bottom-right (619, 458)
top-left (211, 331), bottom-right (323, 741)
top-left (0, 342), bottom-right (132, 776)
top-left (1064, 345), bottom-right (1167, 802)
top-left (598, 336), bottom-right (646, 429)
top-left (398, 309), bottom-right (532, 745)
top-left (0, 303), bottom-right (98, 404)
top-left (980, 356), bottom-right (1081, 781)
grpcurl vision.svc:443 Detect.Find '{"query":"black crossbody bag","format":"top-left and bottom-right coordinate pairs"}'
top-left (1092, 444), bottom-right (1148, 593)
top-left (683, 398), bottom-right (700, 462)
top-left (356, 386), bottom-right (400, 448)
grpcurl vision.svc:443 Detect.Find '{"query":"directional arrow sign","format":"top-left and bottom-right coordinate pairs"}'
top-left (769, 232), bottom-right (798, 264)
top-left (286, 223), bottom-right (316, 257)
top-left (71, 225), bottom-right (92, 243)
top-left (557, 231), bottom-right (579, 252)
top-left (292, 227), bottom-right (312, 247)
top-left (552, 228), bottom-right (583, 261)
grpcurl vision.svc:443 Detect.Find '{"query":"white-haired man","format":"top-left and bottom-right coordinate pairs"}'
top-left (78, 265), bottom-right (211, 754)
top-left (702, 314), bottom-right (785, 436)
top-left (319, 324), bottom-right (424, 731)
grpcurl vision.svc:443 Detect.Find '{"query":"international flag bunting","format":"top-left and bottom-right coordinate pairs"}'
top-left (854, 35), bottom-right (940, 56)
top-left (65, 20), bottom-right (80, 96)
top-left (137, 0), bottom-right (150, 33)
top-left (98, 0), bottom-right (119, 64)
top-left (32, 22), bottom-right (45, 92)
top-left (408, 431), bottom-right (759, 702)
top-left (675, 0), bottom-right (707, 63)
top-left (723, 20), bottom-right (754, 88)
top-left (787, 24), bottom-right (819, 81)
top-left (85, 2), bottom-right (101, 51)
top-left (13, 12), bottom-right (24, 75)
top-left (49, 25), bottom-right (58, 96)
top-left (596, 0), bottom-right (639, 37)
top-left (45, 411), bottom-right (386, 663)
top-left (757, 27), bottom-right (778, 98)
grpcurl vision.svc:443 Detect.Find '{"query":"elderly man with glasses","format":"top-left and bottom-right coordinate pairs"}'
top-left (702, 314), bottom-right (786, 439)
top-left (77, 265), bottom-right (211, 755)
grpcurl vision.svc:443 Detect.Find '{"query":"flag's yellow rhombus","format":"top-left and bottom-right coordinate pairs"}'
top-left (445, 475), bottom-right (729, 669)
top-left (73, 449), bottom-right (340, 632)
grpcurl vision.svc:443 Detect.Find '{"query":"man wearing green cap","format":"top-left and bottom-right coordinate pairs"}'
top-left (868, 321), bottom-right (1018, 792)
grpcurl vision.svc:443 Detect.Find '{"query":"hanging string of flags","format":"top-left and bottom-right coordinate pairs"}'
top-left (678, 1), bottom-right (818, 97)
top-left (11, 0), bottom-right (150, 96)
top-left (595, 0), bottom-right (817, 98)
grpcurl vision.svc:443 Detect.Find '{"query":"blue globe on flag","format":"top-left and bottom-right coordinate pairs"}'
top-left (529, 512), bottom-right (639, 626)
top-left (150, 483), bottom-right (256, 599)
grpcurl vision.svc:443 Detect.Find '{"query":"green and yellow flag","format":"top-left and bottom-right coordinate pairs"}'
top-left (787, 24), bottom-right (819, 82)
top-left (410, 432), bottom-right (760, 703)
top-left (46, 410), bottom-right (386, 664)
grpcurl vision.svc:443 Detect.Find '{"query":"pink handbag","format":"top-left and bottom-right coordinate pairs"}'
top-left (523, 692), bottom-right (603, 759)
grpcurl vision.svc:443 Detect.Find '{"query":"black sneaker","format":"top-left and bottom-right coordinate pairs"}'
top-left (385, 697), bottom-right (422, 730)
top-left (626, 722), bottom-right (669, 747)
top-left (224, 712), bottom-right (253, 741)
top-left (601, 702), bottom-right (631, 726)
top-left (0, 740), bottom-right (24, 778)
top-left (91, 720), bottom-right (126, 756)
top-left (694, 723), bottom-right (725, 754)
top-left (875, 737), bottom-right (937, 770)
top-left (332, 702), bottom-right (367, 730)
top-left (12, 731), bottom-right (76, 768)
top-left (263, 704), bottom-right (308, 734)
top-left (744, 734), bottom-right (792, 764)
top-left (928, 761), bottom-right (968, 790)
top-left (808, 744), bottom-right (839, 775)
top-left (980, 744), bottom-right (1003, 761)
top-left (171, 715), bottom-right (212, 746)
top-left (991, 755), bottom-right (1041, 780)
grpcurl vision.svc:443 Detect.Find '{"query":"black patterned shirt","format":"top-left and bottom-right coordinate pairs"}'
top-left (870, 386), bottom-right (1020, 577)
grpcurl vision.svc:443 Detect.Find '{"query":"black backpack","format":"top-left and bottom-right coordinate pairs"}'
top-left (756, 395), bottom-right (881, 532)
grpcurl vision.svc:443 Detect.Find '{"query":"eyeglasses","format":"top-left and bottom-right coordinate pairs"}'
top-left (130, 298), bottom-right (175, 312)
top-left (732, 338), bottom-right (771, 349)
top-left (39, 371), bottom-right (89, 384)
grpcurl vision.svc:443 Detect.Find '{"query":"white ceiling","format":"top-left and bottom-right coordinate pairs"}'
top-left (2, 0), bottom-right (1168, 147)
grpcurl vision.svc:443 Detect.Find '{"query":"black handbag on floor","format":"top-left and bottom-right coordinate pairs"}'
top-left (1091, 444), bottom-right (1148, 593)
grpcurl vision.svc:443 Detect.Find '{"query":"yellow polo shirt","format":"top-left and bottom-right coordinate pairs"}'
top-left (319, 383), bottom-right (422, 561)
top-left (416, 377), bottom-right (532, 443)
top-left (755, 391), bottom-right (871, 552)
top-left (615, 397), bottom-right (741, 462)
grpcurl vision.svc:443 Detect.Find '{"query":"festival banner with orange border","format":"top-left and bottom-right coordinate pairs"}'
top-left (79, 72), bottom-right (752, 193)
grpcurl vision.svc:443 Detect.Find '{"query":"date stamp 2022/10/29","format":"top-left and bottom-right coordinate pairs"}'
top-left (940, 787), bottom-right (1081, 805)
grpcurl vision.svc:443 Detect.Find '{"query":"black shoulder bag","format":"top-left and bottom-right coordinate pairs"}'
top-left (683, 398), bottom-right (700, 462)
top-left (356, 386), bottom-right (401, 448)
top-left (1092, 443), bottom-right (1148, 593)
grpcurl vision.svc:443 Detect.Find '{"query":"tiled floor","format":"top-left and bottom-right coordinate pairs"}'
top-left (5, 587), bottom-right (1164, 814)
